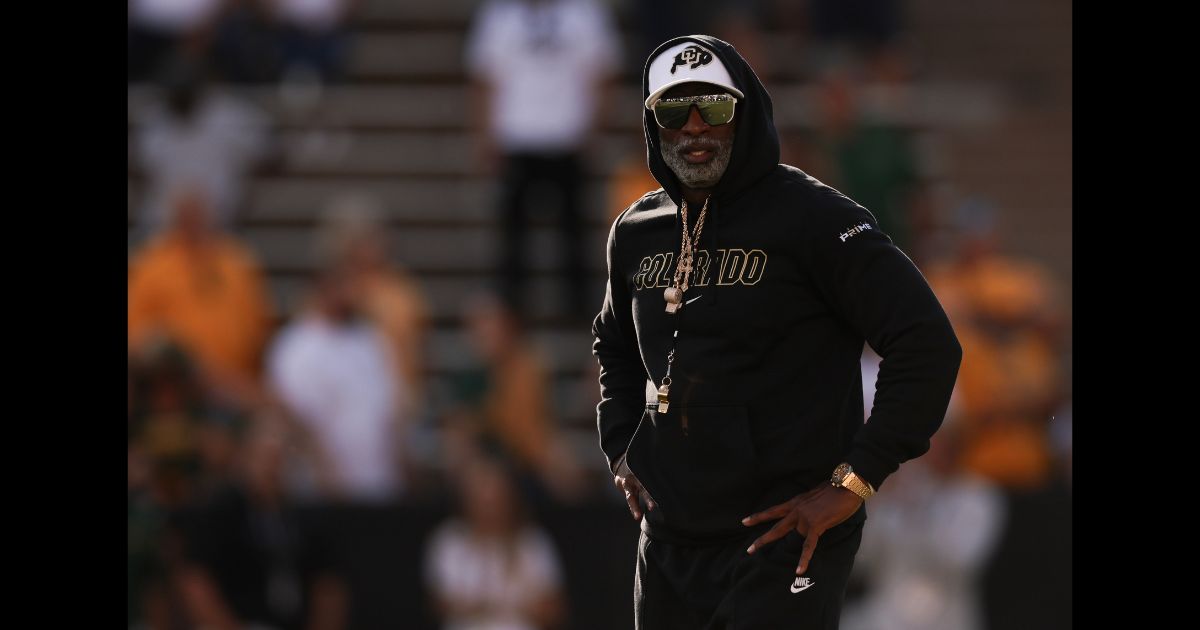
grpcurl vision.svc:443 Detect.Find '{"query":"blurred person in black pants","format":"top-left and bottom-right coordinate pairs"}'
top-left (128, 0), bottom-right (224, 81)
top-left (464, 0), bottom-right (622, 320)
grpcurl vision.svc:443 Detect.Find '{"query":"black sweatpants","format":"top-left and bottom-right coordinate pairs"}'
top-left (634, 516), bottom-right (864, 629)
top-left (497, 151), bottom-right (587, 319)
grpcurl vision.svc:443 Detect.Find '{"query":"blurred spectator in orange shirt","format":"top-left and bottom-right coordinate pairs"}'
top-left (444, 295), bottom-right (586, 505)
top-left (925, 199), bottom-right (1066, 489)
top-left (128, 187), bottom-right (273, 408)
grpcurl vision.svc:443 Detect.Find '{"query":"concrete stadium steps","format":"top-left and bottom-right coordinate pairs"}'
top-left (127, 84), bottom-right (644, 131)
top-left (129, 176), bottom-right (627, 227)
top-left (350, 0), bottom-right (489, 24)
top-left (907, 0), bottom-right (1072, 86)
top-left (340, 28), bottom-right (817, 84)
top-left (906, 0), bottom-right (1070, 288)
top-left (126, 129), bottom-right (638, 177)
top-left (344, 29), bottom-right (640, 82)
top-left (263, 271), bottom-right (609, 323)
top-left (342, 29), bottom-right (470, 81)
top-left (278, 130), bottom-right (628, 176)
top-left (240, 224), bottom-right (604, 273)
top-left (128, 83), bottom-right (1005, 133)
top-left (242, 177), bottom-right (505, 221)
top-left (126, 217), bottom-right (613, 330)
top-left (933, 109), bottom-right (1072, 272)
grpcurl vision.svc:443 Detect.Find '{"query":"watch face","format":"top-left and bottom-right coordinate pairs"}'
top-left (833, 463), bottom-right (852, 484)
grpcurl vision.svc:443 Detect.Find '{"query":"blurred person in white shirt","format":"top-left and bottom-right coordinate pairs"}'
top-left (267, 268), bottom-right (411, 503)
top-left (424, 455), bottom-right (566, 630)
top-left (133, 55), bottom-right (272, 234)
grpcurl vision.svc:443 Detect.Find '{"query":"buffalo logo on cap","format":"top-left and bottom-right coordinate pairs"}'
top-left (670, 45), bottom-right (713, 74)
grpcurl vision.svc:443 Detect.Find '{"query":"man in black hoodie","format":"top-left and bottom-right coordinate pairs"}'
top-left (592, 35), bottom-right (962, 629)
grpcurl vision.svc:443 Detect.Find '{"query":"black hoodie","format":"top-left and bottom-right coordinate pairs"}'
top-left (592, 35), bottom-right (962, 543)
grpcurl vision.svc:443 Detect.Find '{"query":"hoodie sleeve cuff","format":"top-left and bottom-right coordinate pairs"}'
top-left (601, 427), bottom-right (635, 475)
top-left (609, 450), bottom-right (629, 476)
top-left (845, 447), bottom-right (897, 493)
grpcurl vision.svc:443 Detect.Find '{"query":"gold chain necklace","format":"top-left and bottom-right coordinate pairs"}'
top-left (657, 196), bottom-right (710, 415)
top-left (664, 197), bottom-right (708, 314)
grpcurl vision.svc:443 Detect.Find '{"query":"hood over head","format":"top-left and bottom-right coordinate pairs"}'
top-left (641, 35), bottom-right (780, 210)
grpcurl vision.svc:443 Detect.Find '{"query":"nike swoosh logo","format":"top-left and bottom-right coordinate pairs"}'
top-left (685, 294), bottom-right (704, 305)
top-left (790, 580), bottom-right (815, 594)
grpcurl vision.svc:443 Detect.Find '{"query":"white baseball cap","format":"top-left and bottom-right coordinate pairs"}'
top-left (644, 41), bottom-right (745, 109)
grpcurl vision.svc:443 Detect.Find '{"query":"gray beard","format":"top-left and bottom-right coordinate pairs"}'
top-left (660, 135), bottom-right (734, 189)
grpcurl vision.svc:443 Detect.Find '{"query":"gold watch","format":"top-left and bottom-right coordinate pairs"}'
top-left (831, 463), bottom-right (875, 501)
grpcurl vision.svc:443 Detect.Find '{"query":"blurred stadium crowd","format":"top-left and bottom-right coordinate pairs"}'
top-left (128, 1), bottom-right (1071, 629)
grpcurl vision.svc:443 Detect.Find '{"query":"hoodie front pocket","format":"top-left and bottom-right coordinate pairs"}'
top-left (626, 404), bottom-right (760, 532)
